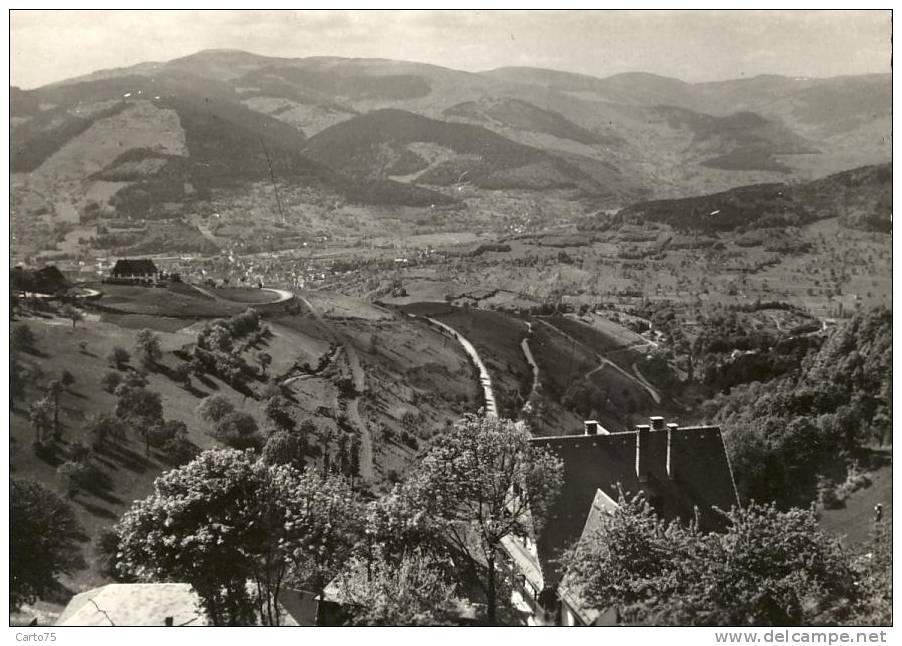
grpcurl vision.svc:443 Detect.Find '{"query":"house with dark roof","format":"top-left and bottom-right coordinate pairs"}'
top-left (108, 258), bottom-right (160, 285)
top-left (502, 417), bottom-right (740, 626)
top-left (10, 265), bottom-right (70, 295)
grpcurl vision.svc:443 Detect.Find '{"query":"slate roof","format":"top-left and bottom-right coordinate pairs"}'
top-left (529, 425), bottom-right (740, 587)
top-left (56, 583), bottom-right (312, 626)
top-left (111, 258), bottom-right (159, 276)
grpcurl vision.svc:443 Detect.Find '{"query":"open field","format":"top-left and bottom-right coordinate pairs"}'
top-left (10, 312), bottom-right (260, 604)
top-left (10, 291), bottom-right (491, 613)
top-left (820, 463), bottom-right (893, 547)
top-left (401, 303), bottom-right (532, 419)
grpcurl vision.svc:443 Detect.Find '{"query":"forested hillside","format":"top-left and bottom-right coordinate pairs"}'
top-left (703, 307), bottom-right (891, 507)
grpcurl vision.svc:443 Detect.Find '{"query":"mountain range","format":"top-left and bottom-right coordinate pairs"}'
top-left (10, 49), bottom-right (891, 228)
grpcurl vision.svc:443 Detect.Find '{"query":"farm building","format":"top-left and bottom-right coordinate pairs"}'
top-left (107, 258), bottom-right (160, 285)
top-left (502, 416), bottom-right (740, 626)
top-left (10, 265), bottom-right (69, 295)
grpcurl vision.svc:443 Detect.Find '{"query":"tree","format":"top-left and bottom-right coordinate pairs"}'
top-left (406, 414), bottom-right (563, 624)
top-left (115, 386), bottom-right (163, 424)
top-left (133, 328), bottom-right (162, 369)
top-left (334, 548), bottom-right (465, 626)
top-left (108, 346), bottom-right (130, 369)
top-left (172, 361), bottom-right (192, 389)
top-left (146, 419), bottom-right (188, 452)
top-left (261, 431), bottom-right (301, 467)
top-left (62, 305), bottom-right (83, 328)
top-left (163, 436), bottom-right (201, 466)
top-left (853, 522), bottom-right (892, 624)
top-left (10, 353), bottom-right (26, 410)
top-left (29, 397), bottom-right (54, 444)
top-left (57, 460), bottom-right (96, 498)
top-left (86, 414), bottom-right (128, 449)
top-left (68, 440), bottom-right (93, 463)
top-left (100, 370), bottom-right (123, 393)
top-left (264, 394), bottom-right (294, 433)
top-left (561, 497), bottom-right (862, 626)
top-left (10, 478), bottom-right (83, 611)
top-left (256, 351), bottom-right (272, 375)
top-left (197, 394), bottom-right (235, 425)
top-left (95, 527), bottom-right (133, 582)
top-left (11, 324), bottom-right (36, 353)
top-left (60, 369), bottom-right (75, 389)
top-left (45, 379), bottom-right (64, 438)
top-left (280, 468), bottom-right (361, 603)
top-left (213, 411), bottom-right (260, 450)
top-left (116, 450), bottom-right (360, 626)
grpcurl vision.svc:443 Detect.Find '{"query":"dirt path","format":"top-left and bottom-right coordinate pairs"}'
top-left (343, 343), bottom-right (375, 483)
top-left (538, 319), bottom-right (662, 405)
top-left (297, 292), bottom-right (375, 482)
top-left (631, 363), bottom-right (662, 405)
top-left (519, 322), bottom-right (541, 419)
top-left (190, 283), bottom-right (293, 305)
top-left (424, 317), bottom-right (498, 418)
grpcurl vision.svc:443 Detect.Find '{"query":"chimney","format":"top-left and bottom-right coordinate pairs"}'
top-left (650, 416), bottom-right (665, 431)
top-left (584, 420), bottom-right (599, 435)
top-left (164, 617), bottom-right (174, 627)
top-left (635, 424), bottom-right (650, 483)
top-left (666, 423), bottom-right (679, 479)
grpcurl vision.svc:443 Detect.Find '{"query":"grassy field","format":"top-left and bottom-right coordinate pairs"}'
top-left (11, 291), bottom-right (493, 620)
top-left (207, 286), bottom-right (283, 304)
top-left (10, 311), bottom-right (262, 619)
top-left (89, 283), bottom-right (245, 318)
top-left (403, 304), bottom-right (533, 420)
top-left (819, 463), bottom-right (892, 547)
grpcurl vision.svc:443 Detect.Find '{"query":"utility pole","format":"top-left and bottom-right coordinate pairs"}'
top-left (259, 137), bottom-right (286, 225)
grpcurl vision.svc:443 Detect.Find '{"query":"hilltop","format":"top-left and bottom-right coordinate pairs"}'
top-left (303, 108), bottom-right (624, 197)
top-left (615, 163), bottom-right (891, 234)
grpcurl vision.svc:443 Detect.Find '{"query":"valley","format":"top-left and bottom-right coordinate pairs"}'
top-left (9, 44), bottom-right (892, 627)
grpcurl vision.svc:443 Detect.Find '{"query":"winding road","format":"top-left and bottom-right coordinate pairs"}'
top-left (537, 319), bottom-right (662, 405)
top-left (424, 317), bottom-right (498, 418)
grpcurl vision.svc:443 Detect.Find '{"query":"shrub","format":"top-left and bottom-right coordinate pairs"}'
top-left (197, 394), bottom-right (235, 424)
top-left (87, 414), bottom-right (128, 449)
top-left (108, 346), bottom-right (130, 368)
top-left (69, 440), bottom-right (93, 463)
top-left (60, 369), bottom-right (76, 389)
top-left (163, 437), bottom-right (201, 466)
top-left (57, 460), bottom-right (96, 497)
top-left (261, 431), bottom-right (301, 467)
top-left (213, 411), bottom-right (260, 450)
top-left (11, 324), bottom-right (36, 352)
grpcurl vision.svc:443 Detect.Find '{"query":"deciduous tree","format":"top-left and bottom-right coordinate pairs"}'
top-left (334, 548), bottom-right (465, 626)
top-left (116, 450), bottom-right (361, 626)
top-left (10, 478), bottom-right (83, 611)
top-left (405, 414), bottom-right (563, 624)
top-left (561, 496), bottom-right (862, 626)
top-left (134, 328), bottom-right (162, 369)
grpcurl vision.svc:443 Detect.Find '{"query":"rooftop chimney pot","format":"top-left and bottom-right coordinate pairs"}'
top-left (584, 420), bottom-right (599, 435)
top-left (635, 425), bottom-right (650, 483)
top-left (650, 416), bottom-right (665, 431)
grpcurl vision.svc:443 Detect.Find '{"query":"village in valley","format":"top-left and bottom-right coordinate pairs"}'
top-left (8, 9), bottom-right (893, 631)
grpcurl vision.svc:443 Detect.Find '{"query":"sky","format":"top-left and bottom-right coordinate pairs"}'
top-left (10, 9), bottom-right (893, 89)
